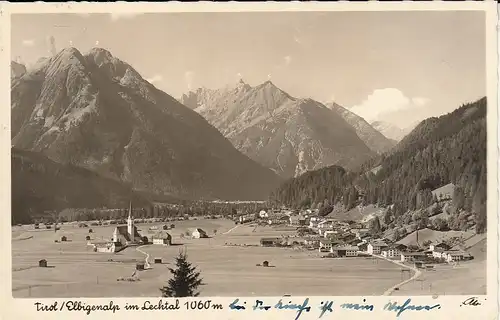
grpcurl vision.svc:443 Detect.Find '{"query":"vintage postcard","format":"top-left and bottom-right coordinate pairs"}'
top-left (0, 1), bottom-right (498, 320)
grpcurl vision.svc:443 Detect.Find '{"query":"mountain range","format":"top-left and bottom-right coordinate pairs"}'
top-left (370, 120), bottom-right (415, 142)
top-left (11, 48), bottom-right (281, 207)
top-left (180, 80), bottom-right (394, 178)
top-left (270, 97), bottom-right (487, 235)
top-left (325, 102), bottom-right (396, 153)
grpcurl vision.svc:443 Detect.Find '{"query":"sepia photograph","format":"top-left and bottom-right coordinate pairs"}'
top-left (9, 8), bottom-right (491, 300)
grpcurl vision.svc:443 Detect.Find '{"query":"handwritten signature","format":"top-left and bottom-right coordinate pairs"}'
top-left (461, 297), bottom-right (482, 307)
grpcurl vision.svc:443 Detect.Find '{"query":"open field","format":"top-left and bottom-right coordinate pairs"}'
top-left (13, 219), bottom-right (404, 298)
top-left (12, 219), bottom-right (486, 298)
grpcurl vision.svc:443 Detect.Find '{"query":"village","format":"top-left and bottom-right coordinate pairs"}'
top-left (29, 200), bottom-right (475, 270)
top-left (236, 207), bottom-right (475, 270)
top-left (12, 196), bottom-right (484, 298)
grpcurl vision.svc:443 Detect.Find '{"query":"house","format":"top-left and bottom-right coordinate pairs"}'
top-left (382, 244), bottom-right (407, 259)
top-left (94, 241), bottom-right (122, 253)
top-left (289, 215), bottom-right (305, 225)
top-left (154, 258), bottom-right (162, 264)
top-left (309, 217), bottom-right (322, 228)
top-left (339, 232), bottom-right (356, 242)
top-left (429, 242), bottom-right (451, 252)
top-left (319, 239), bottom-right (333, 252)
top-left (354, 229), bottom-right (370, 239)
top-left (331, 245), bottom-right (359, 257)
top-left (317, 219), bottom-right (331, 228)
top-left (260, 237), bottom-right (280, 247)
top-left (303, 237), bottom-right (321, 247)
top-left (112, 202), bottom-right (144, 246)
top-left (259, 210), bottom-right (269, 218)
top-left (400, 251), bottom-right (427, 262)
top-left (279, 215), bottom-right (290, 223)
top-left (191, 228), bottom-right (208, 239)
top-left (318, 227), bottom-right (334, 237)
top-left (350, 222), bottom-right (365, 229)
top-left (367, 241), bottom-right (388, 255)
top-left (443, 250), bottom-right (470, 262)
top-left (432, 248), bottom-right (447, 259)
top-left (323, 230), bottom-right (339, 239)
top-left (358, 242), bottom-right (368, 252)
top-left (38, 259), bottom-right (47, 267)
top-left (152, 232), bottom-right (172, 246)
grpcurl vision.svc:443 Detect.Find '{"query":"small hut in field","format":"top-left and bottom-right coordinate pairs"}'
top-left (262, 260), bottom-right (269, 267)
top-left (136, 262), bottom-right (145, 271)
top-left (154, 258), bottom-right (162, 264)
top-left (38, 259), bottom-right (47, 268)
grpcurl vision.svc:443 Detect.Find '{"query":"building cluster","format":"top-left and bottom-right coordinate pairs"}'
top-left (258, 208), bottom-right (474, 265)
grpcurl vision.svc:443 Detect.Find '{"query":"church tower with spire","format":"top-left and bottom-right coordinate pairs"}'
top-left (127, 201), bottom-right (134, 238)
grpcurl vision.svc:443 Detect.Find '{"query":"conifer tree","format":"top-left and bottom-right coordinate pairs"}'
top-left (160, 251), bottom-right (204, 297)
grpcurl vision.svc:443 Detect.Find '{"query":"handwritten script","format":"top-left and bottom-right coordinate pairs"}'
top-left (31, 297), bottom-right (464, 318)
top-left (230, 297), bottom-right (442, 319)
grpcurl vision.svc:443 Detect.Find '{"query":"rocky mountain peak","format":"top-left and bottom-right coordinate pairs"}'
top-left (86, 47), bottom-right (115, 64)
top-left (185, 80), bottom-right (375, 178)
top-left (12, 48), bottom-right (281, 200)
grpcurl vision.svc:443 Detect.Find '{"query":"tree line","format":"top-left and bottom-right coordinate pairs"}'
top-left (269, 97), bottom-right (487, 235)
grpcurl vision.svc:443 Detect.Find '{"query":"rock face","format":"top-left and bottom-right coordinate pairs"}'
top-left (370, 120), bottom-right (410, 142)
top-left (11, 61), bottom-right (27, 79)
top-left (11, 47), bottom-right (281, 200)
top-left (182, 80), bottom-right (376, 178)
top-left (325, 102), bottom-right (395, 154)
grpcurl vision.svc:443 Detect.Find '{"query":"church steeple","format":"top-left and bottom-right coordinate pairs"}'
top-left (127, 201), bottom-right (133, 238)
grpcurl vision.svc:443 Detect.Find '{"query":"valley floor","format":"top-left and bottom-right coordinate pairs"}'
top-left (11, 220), bottom-right (486, 298)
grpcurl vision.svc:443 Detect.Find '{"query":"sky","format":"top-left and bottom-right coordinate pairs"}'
top-left (11, 11), bottom-right (486, 128)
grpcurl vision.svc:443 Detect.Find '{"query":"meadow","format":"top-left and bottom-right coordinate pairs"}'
top-left (12, 219), bottom-right (404, 298)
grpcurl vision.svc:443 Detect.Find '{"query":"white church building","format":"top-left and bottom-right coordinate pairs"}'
top-left (112, 202), bottom-right (145, 246)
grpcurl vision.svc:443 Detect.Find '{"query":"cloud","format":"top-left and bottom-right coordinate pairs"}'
top-left (109, 13), bottom-right (143, 21)
top-left (184, 71), bottom-right (195, 90)
top-left (350, 88), bottom-right (429, 122)
top-left (22, 39), bottom-right (35, 47)
top-left (284, 55), bottom-right (292, 66)
top-left (412, 97), bottom-right (430, 107)
top-left (146, 74), bottom-right (163, 84)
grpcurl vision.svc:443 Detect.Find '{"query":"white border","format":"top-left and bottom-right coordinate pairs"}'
top-left (0, 2), bottom-right (497, 320)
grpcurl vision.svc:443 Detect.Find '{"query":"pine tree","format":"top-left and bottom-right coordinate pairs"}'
top-left (160, 251), bottom-right (204, 297)
top-left (369, 216), bottom-right (381, 235)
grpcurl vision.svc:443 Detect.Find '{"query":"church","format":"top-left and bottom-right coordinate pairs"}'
top-left (112, 202), bottom-right (144, 246)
